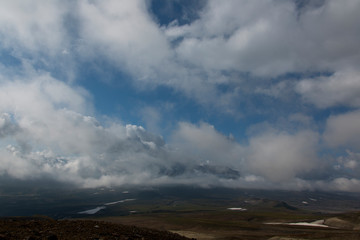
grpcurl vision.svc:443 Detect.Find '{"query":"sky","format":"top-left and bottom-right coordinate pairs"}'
top-left (1, 0), bottom-right (360, 192)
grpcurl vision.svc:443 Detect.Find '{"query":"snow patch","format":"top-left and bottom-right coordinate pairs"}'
top-left (78, 206), bottom-right (106, 214)
top-left (78, 199), bottom-right (136, 214)
top-left (227, 208), bottom-right (247, 211)
top-left (265, 220), bottom-right (328, 228)
top-left (104, 199), bottom-right (136, 206)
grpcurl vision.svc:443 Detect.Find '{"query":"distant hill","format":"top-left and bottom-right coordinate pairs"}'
top-left (274, 201), bottom-right (298, 211)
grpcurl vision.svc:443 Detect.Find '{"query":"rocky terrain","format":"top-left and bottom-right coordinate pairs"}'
top-left (0, 217), bottom-right (191, 240)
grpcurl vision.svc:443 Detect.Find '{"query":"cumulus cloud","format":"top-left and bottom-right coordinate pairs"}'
top-left (317, 178), bottom-right (360, 192)
top-left (247, 129), bottom-right (319, 182)
top-left (0, 0), bottom-right (360, 192)
top-left (0, 0), bottom-right (67, 55)
top-left (296, 70), bottom-right (360, 108)
top-left (323, 110), bottom-right (360, 149)
top-left (0, 70), bottom-right (241, 187)
top-left (0, 113), bottom-right (20, 138)
top-left (0, 74), bottom-right (358, 191)
top-left (77, 0), bottom-right (172, 81)
top-left (1, 0), bottom-right (359, 112)
top-left (166, 122), bottom-right (246, 185)
top-left (0, 73), bottom-right (168, 186)
top-left (171, 122), bottom-right (245, 167)
top-left (163, 0), bottom-right (360, 112)
top-left (335, 150), bottom-right (360, 176)
top-left (167, 0), bottom-right (360, 75)
top-left (0, 76), bottom-right (322, 190)
top-left (0, 69), bottom-right (358, 191)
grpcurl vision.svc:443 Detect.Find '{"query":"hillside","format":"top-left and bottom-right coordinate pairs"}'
top-left (0, 217), bottom-right (191, 240)
top-left (1, 187), bottom-right (360, 239)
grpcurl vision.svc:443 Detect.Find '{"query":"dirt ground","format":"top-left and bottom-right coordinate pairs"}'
top-left (0, 217), bottom-right (191, 240)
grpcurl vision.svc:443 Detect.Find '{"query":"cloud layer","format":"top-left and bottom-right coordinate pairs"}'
top-left (0, 0), bottom-right (360, 192)
top-left (0, 74), bottom-right (357, 191)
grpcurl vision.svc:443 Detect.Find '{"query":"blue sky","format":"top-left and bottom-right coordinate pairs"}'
top-left (1, 0), bottom-right (360, 191)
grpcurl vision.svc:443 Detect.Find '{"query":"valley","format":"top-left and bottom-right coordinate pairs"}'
top-left (1, 186), bottom-right (360, 239)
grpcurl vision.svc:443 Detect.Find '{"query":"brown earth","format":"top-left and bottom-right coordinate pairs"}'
top-left (323, 217), bottom-right (355, 229)
top-left (0, 217), bottom-right (192, 240)
top-left (98, 213), bottom-right (360, 240)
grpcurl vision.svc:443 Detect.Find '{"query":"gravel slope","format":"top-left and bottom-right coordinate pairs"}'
top-left (0, 217), bottom-right (192, 240)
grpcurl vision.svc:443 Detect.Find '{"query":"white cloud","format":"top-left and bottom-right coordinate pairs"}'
top-left (0, 0), bottom-right (360, 192)
top-left (323, 110), bottom-right (360, 149)
top-left (0, 113), bottom-right (19, 138)
top-left (336, 150), bottom-right (360, 172)
top-left (169, 0), bottom-right (297, 76)
top-left (247, 130), bottom-right (319, 182)
top-left (171, 122), bottom-right (245, 168)
top-left (296, 70), bottom-right (360, 108)
top-left (320, 178), bottom-right (360, 192)
top-left (0, 73), bottom-right (167, 186)
top-left (1, 75), bottom-right (359, 191)
top-left (168, 0), bottom-right (360, 76)
top-left (1, 0), bottom-right (359, 112)
top-left (0, 0), bottom-right (68, 56)
top-left (78, 0), bottom-right (171, 81)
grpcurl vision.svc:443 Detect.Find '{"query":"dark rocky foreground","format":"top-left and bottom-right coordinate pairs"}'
top-left (0, 217), bottom-right (192, 240)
